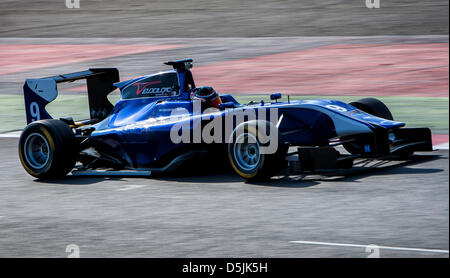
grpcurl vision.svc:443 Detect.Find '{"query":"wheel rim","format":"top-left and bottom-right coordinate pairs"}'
top-left (233, 133), bottom-right (261, 171)
top-left (24, 133), bottom-right (50, 169)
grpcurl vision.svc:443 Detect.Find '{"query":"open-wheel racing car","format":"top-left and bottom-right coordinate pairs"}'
top-left (18, 59), bottom-right (433, 181)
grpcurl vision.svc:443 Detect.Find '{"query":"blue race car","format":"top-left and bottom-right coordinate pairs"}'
top-left (18, 59), bottom-right (433, 181)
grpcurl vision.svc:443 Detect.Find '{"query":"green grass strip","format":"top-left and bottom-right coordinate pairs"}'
top-left (0, 94), bottom-right (447, 134)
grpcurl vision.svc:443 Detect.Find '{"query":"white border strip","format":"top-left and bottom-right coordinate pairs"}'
top-left (290, 240), bottom-right (449, 254)
top-left (434, 142), bottom-right (449, 150)
top-left (0, 131), bottom-right (22, 138)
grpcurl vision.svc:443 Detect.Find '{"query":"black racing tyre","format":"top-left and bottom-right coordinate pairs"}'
top-left (349, 97), bottom-right (394, 120)
top-left (228, 121), bottom-right (288, 181)
top-left (18, 119), bottom-right (78, 179)
top-left (344, 98), bottom-right (394, 154)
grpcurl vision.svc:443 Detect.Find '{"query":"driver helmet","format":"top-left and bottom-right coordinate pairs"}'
top-left (191, 86), bottom-right (222, 109)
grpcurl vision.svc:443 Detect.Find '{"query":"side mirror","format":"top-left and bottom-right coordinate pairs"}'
top-left (270, 93), bottom-right (282, 101)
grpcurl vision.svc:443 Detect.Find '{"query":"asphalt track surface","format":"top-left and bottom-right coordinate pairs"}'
top-left (0, 137), bottom-right (448, 257)
top-left (0, 0), bottom-right (448, 37)
top-left (0, 0), bottom-right (448, 258)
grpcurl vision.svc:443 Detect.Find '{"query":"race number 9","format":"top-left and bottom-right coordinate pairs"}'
top-left (30, 102), bottom-right (40, 122)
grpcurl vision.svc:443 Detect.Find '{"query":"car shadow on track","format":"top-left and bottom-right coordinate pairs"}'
top-left (298, 153), bottom-right (444, 184)
top-left (154, 173), bottom-right (321, 188)
top-left (32, 176), bottom-right (127, 186)
top-left (154, 153), bottom-right (444, 188)
top-left (32, 153), bottom-right (443, 188)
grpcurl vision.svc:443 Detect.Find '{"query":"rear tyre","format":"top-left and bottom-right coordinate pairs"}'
top-left (344, 98), bottom-right (393, 154)
top-left (19, 119), bottom-right (77, 179)
top-left (228, 121), bottom-right (288, 181)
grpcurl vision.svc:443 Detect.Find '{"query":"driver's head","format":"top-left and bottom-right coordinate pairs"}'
top-left (191, 86), bottom-right (222, 109)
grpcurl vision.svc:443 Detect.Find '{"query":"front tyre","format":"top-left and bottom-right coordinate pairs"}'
top-left (19, 119), bottom-right (77, 179)
top-left (228, 121), bottom-right (287, 181)
top-left (349, 97), bottom-right (393, 121)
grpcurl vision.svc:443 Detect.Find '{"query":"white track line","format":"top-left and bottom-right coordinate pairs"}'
top-left (116, 184), bottom-right (148, 191)
top-left (290, 240), bottom-right (449, 254)
top-left (434, 142), bottom-right (449, 150)
top-left (0, 131), bottom-right (21, 138)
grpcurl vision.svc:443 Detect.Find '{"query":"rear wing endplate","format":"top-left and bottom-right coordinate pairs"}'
top-left (23, 68), bottom-right (120, 124)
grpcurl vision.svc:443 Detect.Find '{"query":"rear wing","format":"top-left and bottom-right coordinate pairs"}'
top-left (23, 68), bottom-right (120, 125)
